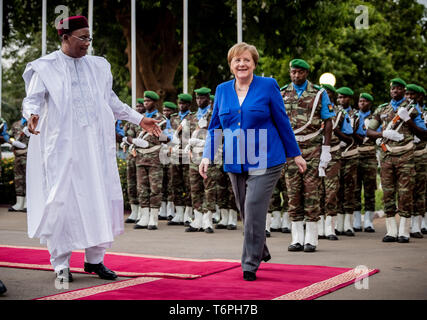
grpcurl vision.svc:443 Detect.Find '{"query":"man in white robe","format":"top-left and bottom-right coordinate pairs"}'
top-left (23, 16), bottom-right (161, 282)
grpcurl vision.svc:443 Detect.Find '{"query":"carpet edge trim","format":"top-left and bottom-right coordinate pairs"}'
top-left (272, 268), bottom-right (379, 300)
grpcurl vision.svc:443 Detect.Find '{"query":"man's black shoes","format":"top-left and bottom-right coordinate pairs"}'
top-left (84, 263), bottom-right (117, 280)
top-left (0, 280), bottom-right (7, 295)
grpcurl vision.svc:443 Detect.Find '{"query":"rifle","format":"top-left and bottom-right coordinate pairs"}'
top-left (380, 100), bottom-right (414, 152)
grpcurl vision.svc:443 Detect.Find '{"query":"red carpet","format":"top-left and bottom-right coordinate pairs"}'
top-left (37, 263), bottom-right (378, 300)
top-left (0, 245), bottom-right (240, 279)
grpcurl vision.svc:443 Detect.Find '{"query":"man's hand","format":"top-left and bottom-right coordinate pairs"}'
top-left (28, 115), bottom-right (40, 135)
top-left (294, 155), bottom-right (306, 174)
top-left (199, 158), bottom-right (210, 179)
top-left (140, 117), bottom-right (162, 137)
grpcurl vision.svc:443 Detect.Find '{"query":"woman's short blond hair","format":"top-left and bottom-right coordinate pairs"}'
top-left (227, 42), bottom-right (259, 67)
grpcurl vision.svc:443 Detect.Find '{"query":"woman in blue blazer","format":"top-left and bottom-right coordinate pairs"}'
top-left (200, 43), bottom-right (306, 281)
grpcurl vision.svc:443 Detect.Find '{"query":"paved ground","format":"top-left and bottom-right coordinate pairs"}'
top-left (0, 205), bottom-right (426, 300)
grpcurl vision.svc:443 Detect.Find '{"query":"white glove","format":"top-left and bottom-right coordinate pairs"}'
top-left (120, 141), bottom-right (126, 149)
top-left (23, 126), bottom-right (31, 137)
top-left (184, 144), bottom-right (191, 153)
top-left (132, 138), bottom-right (149, 148)
top-left (320, 145), bottom-right (331, 163)
top-left (414, 136), bottom-right (421, 143)
top-left (383, 129), bottom-right (404, 142)
top-left (12, 140), bottom-right (27, 149)
top-left (397, 108), bottom-right (411, 122)
top-left (318, 145), bottom-right (331, 177)
top-left (189, 138), bottom-right (205, 147)
top-left (339, 141), bottom-right (347, 148)
top-left (376, 138), bottom-right (382, 146)
top-left (122, 136), bottom-right (131, 145)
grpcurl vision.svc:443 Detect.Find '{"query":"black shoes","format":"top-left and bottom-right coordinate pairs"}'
top-left (327, 234), bottom-right (339, 240)
top-left (397, 236), bottom-right (409, 243)
top-left (147, 225), bottom-right (158, 230)
top-left (382, 235), bottom-right (397, 242)
top-left (84, 263), bottom-right (117, 280)
top-left (134, 224), bottom-right (147, 229)
top-left (185, 226), bottom-right (201, 232)
top-left (243, 271), bottom-right (256, 281)
top-left (281, 227), bottom-right (291, 233)
top-left (364, 227), bottom-right (375, 233)
top-left (204, 227), bottom-right (214, 234)
top-left (0, 280), bottom-right (7, 295)
top-left (227, 224), bottom-right (237, 230)
top-left (125, 218), bottom-right (137, 223)
top-left (56, 268), bottom-right (73, 283)
top-left (344, 229), bottom-right (355, 236)
top-left (168, 221), bottom-right (184, 226)
top-left (262, 254), bottom-right (271, 262)
top-left (288, 243), bottom-right (304, 252)
top-left (353, 227), bottom-right (362, 232)
top-left (215, 224), bottom-right (227, 229)
top-left (318, 235), bottom-right (327, 239)
top-left (304, 244), bottom-right (316, 252)
top-left (265, 230), bottom-right (271, 238)
top-left (421, 228), bottom-right (427, 235)
top-left (410, 232), bottom-right (423, 238)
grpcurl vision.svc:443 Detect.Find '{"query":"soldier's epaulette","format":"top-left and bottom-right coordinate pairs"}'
top-left (377, 103), bottom-right (388, 109)
top-left (313, 84), bottom-right (322, 91)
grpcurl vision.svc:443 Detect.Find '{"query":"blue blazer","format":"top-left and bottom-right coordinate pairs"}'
top-left (203, 75), bottom-right (301, 173)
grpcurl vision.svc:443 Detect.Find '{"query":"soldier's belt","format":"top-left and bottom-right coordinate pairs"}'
top-left (414, 144), bottom-right (427, 157)
top-left (136, 145), bottom-right (162, 154)
top-left (330, 144), bottom-right (341, 153)
top-left (358, 145), bottom-right (376, 152)
top-left (14, 149), bottom-right (28, 156)
top-left (384, 141), bottom-right (414, 154)
top-left (294, 128), bottom-right (323, 142)
top-left (341, 147), bottom-right (359, 158)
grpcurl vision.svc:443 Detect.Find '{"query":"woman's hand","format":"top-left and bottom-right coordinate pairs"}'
top-left (294, 155), bottom-right (306, 173)
top-left (199, 158), bottom-right (210, 179)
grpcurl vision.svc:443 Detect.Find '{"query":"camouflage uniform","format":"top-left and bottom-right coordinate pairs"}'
top-left (186, 106), bottom-right (216, 232)
top-left (169, 112), bottom-right (193, 208)
top-left (354, 112), bottom-right (378, 230)
top-left (411, 106), bottom-right (427, 237)
top-left (319, 105), bottom-right (342, 239)
top-left (10, 120), bottom-right (30, 197)
top-left (283, 81), bottom-right (325, 223)
top-left (123, 122), bottom-right (140, 205)
top-left (268, 168), bottom-right (290, 233)
top-left (134, 111), bottom-right (168, 229)
top-left (336, 106), bottom-right (359, 235)
top-left (369, 99), bottom-right (418, 242)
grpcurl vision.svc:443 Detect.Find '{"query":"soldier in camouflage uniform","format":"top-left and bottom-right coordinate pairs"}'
top-left (159, 101), bottom-right (178, 221)
top-left (283, 59), bottom-right (335, 252)
top-left (185, 87), bottom-right (216, 233)
top-left (367, 78), bottom-right (427, 243)
top-left (121, 100), bottom-right (145, 223)
top-left (353, 93), bottom-right (377, 233)
top-left (8, 118), bottom-right (30, 212)
top-left (0, 118), bottom-right (10, 182)
top-left (416, 86), bottom-right (427, 235)
top-left (334, 87), bottom-right (359, 236)
top-left (167, 93), bottom-right (194, 226)
top-left (318, 84), bottom-right (341, 240)
top-left (405, 84), bottom-right (427, 238)
top-left (128, 91), bottom-right (169, 230)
